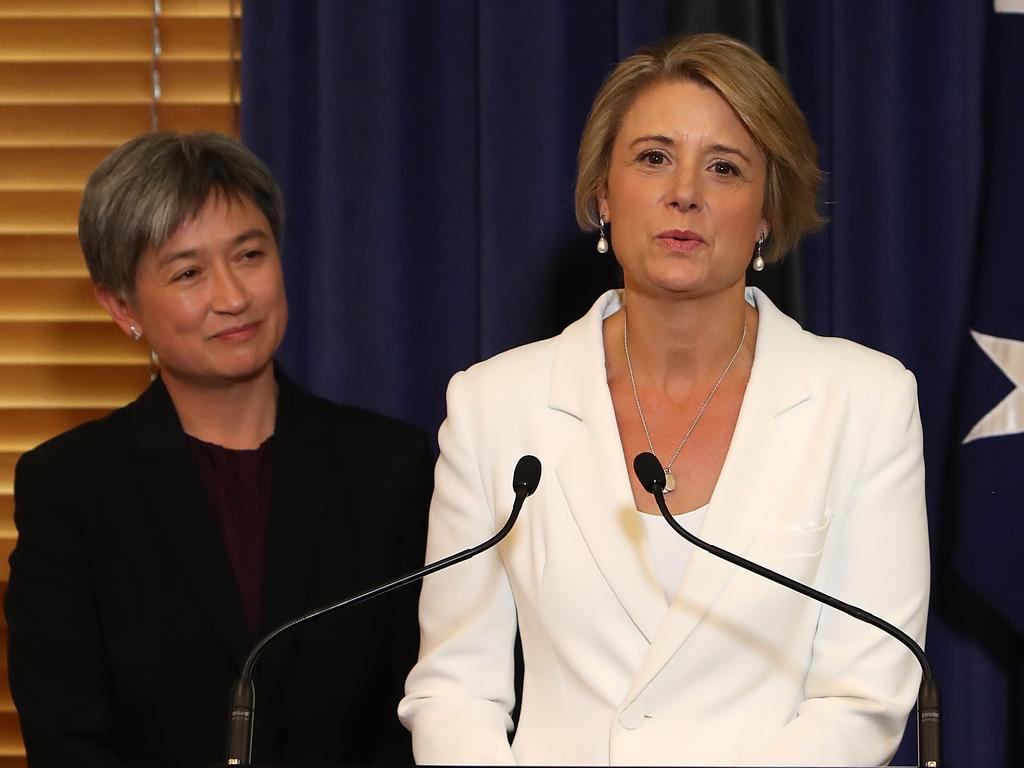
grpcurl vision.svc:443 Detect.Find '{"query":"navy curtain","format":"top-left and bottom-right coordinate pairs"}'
top-left (242, 1), bottom-right (668, 436)
top-left (242, 2), bottom-right (1021, 765)
top-left (786, 3), bottom-right (1021, 767)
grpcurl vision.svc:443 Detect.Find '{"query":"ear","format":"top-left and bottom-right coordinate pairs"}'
top-left (94, 285), bottom-right (140, 338)
top-left (597, 189), bottom-right (610, 223)
top-left (758, 217), bottom-right (770, 240)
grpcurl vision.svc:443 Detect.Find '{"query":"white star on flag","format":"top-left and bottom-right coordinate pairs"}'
top-left (963, 330), bottom-right (1024, 443)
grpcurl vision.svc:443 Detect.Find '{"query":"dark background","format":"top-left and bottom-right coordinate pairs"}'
top-left (241, 2), bottom-right (1024, 765)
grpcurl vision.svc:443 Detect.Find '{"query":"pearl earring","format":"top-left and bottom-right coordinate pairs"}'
top-left (597, 214), bottom-right (609, 254)
top-left (752, 230), bottom-right (766, 272)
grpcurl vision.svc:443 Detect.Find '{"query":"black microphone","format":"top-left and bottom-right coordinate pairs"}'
top-left (226, 454), bottom-right (542, 765)
top-left (632, 452), bottom-right (940, 768)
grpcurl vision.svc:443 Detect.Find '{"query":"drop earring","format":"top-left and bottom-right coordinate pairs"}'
top-left (597, 214), bottom-right (609, 254)
top-left (752, 230), bottom-right (766, 272)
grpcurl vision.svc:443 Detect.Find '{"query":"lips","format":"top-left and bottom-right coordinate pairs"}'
top-left (212, 322), bottom-right (259, 341)
top-left (657, 229), bottom-right (705, 243)
top-left (656, 229), bottom-right (706, 252)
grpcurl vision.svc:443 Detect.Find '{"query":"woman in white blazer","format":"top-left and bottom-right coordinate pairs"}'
top-left (400, 34), bottom-right (929, 766)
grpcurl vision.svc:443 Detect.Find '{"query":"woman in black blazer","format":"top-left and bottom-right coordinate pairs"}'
top-left (4, 132), bottom-right (433, 767)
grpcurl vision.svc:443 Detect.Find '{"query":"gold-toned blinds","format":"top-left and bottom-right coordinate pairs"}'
top-left (0, 1), bottom-right (241, 762)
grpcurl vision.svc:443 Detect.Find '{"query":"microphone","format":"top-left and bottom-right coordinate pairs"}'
top-left (225, 454), bottom-right (542, 765)
top-left (632, 452), bottom-right (941, 768)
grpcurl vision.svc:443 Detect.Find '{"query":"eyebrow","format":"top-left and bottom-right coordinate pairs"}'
top-left (628, 135), bottom-right (753, 165)
top-left (629, 134), bottom-right (674, 148)
top-left (708, 143), bottom-right (753, 164)
top-left (157, 228), bottom-right (271, 267)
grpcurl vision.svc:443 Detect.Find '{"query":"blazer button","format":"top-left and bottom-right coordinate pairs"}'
top-left (618, 708), bottom-right (645, 730)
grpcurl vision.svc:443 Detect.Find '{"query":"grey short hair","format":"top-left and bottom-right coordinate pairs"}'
top-left (78, 131), bottom-right (285, 296)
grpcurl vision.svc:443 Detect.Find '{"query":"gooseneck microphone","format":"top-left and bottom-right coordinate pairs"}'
top-left (225, 455), bottom-right (542, 765)
top-left (632, 452), bottom-right (940, 768)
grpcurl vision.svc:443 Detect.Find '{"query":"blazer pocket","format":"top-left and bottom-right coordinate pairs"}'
top-left (751, 514), bottom-right (831, 558)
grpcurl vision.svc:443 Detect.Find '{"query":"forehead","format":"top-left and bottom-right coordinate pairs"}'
top-left (135, 193), bottom-right (272, 277)
top-left (615, 78), bottom-right (759, 153)
top-left (159, 192), bottom-right (269, 248)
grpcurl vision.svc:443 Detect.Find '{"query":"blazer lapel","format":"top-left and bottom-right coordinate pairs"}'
top-left (133, 379), bottom-right (252, 669)
top-left (257, 373), bottom-right (331, 694)
top-left (552, 291), bottom-right (668, 643)
top-left (626, 289), bottom-right (812, 700)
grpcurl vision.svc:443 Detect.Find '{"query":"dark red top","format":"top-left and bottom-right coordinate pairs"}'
top-left (189, 435), bottom-right (274, 639)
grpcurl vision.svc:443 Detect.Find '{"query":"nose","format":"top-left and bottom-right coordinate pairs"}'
top-left (210, 262), bottom-right (250, 314)
top-left (666, 163), bottom-right (703, 212)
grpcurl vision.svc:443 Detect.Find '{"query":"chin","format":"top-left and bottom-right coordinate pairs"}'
top-left (163, 358), bottom-right (274, 388)
top-left (222, 358), bottom-right (275, 383)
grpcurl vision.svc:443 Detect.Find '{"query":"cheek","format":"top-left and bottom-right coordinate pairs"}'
top-left (147, 295), bottom-right (206, 334)
top-left (261, 273), bottom-right (288, 317)
top-left (721, 193), bottom-right (765, 232)
top-left (605, 167), bottom-right (645, 221)
top-left (608, 191), bottom-right (653, 243)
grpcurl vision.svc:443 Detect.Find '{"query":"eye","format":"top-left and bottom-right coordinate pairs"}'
top-left (173, 267), bottom-right (199, 282)
top-left (237, 248), bottom-right (266, 265)
top-left (637, 149), bottom-right (670, 166)
top-left (710, 160), bottom-right (740, 176)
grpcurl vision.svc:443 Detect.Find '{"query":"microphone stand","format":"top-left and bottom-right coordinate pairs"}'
top-left (632, 452), bottom-right (940, 768)
top-left (225, 455), bottom-right (541, 765)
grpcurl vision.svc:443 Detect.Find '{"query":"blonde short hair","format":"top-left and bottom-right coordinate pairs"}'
top-left (575, 33), bottom-right (823, 264)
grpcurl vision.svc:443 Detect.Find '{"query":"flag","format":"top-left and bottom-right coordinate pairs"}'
top-left (951, 5), bottom-right (1024, 635)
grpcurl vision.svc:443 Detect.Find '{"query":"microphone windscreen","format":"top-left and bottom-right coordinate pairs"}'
top-left (513, 455), bottom-right (542, 496)
top-left (633, 452), bottom-right (665, 493)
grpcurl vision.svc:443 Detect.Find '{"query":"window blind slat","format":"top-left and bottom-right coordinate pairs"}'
top-left (0, 364), bottom-right (152, 408)
top-left (0, 61), bottom-right (236, 104)
top-left (0, 408), bottom-right (113, 452)
top-left (0, 147), bottom-right (110, 190)
top-left (0, 0), bottom-right (239, 19)
top-left (0, 18), bottom-right (237, 62)
top-left (0, 104), bottom-right (236, 146)
top-left (0, 190), bottom-right (80, 233)
top-left (0, 454), bottom-right (14, 494)
top-left (0, 235), bottom-right (89, 276)
top-left (0, 322), bottom-right (149, 364)
top-left (0, 278), bottom-right (111, 320)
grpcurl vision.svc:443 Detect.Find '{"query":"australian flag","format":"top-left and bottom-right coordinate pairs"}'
top-left (950, 3), bottom-right (1024, 635)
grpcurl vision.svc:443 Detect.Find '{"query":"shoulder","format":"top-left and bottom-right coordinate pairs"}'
top-left (16, 395), bottom-right (137, 484)
top-left (276, 372), bottom-right (430, 455)
top-left (451, 335), bottom-right (559, 404)
top-left (753, 288), bottom-right (917, 403)
top-left (803, 331), bottom-right (915, 393)
top-left (447, 290), bottom-right (616, 407)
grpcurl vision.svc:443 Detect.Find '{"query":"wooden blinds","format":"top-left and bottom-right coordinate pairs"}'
top-left (0, 1), bottom-right (241, 762)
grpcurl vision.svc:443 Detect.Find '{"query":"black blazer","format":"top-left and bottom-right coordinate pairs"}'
top-left (4, 371), bottom-right (433, 767)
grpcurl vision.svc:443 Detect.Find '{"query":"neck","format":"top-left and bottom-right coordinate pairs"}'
top-left (162, 365), bottom-right (278, 449)
top-left (608, 284), bottom-right (755, 395)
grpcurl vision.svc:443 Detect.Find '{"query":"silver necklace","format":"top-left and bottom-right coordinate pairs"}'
top-left (623, 312), bottom-right (746, 493)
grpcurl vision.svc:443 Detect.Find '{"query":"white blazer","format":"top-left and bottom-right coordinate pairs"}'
top-left (400, 289), bottom-right (930, 766)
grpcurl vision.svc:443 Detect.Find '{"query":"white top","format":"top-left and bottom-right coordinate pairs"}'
top-left (401, 289), bottom-right (929, 767)
top-left (638, 505), bottom-right (709, 602)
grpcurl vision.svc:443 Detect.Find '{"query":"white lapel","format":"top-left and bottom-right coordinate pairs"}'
top-left (625, 288), bottom-right (813, 700)
top-left (551, 291), bottom-right (668, 643)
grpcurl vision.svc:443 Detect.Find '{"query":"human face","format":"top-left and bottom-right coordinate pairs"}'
top-left (99, 193), bottom-right (288, 389)
top-left (601, 79), bottom-right (768, 301)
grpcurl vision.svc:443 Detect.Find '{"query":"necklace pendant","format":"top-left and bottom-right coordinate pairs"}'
top-left (663, 469), bottom-right (676, 493)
